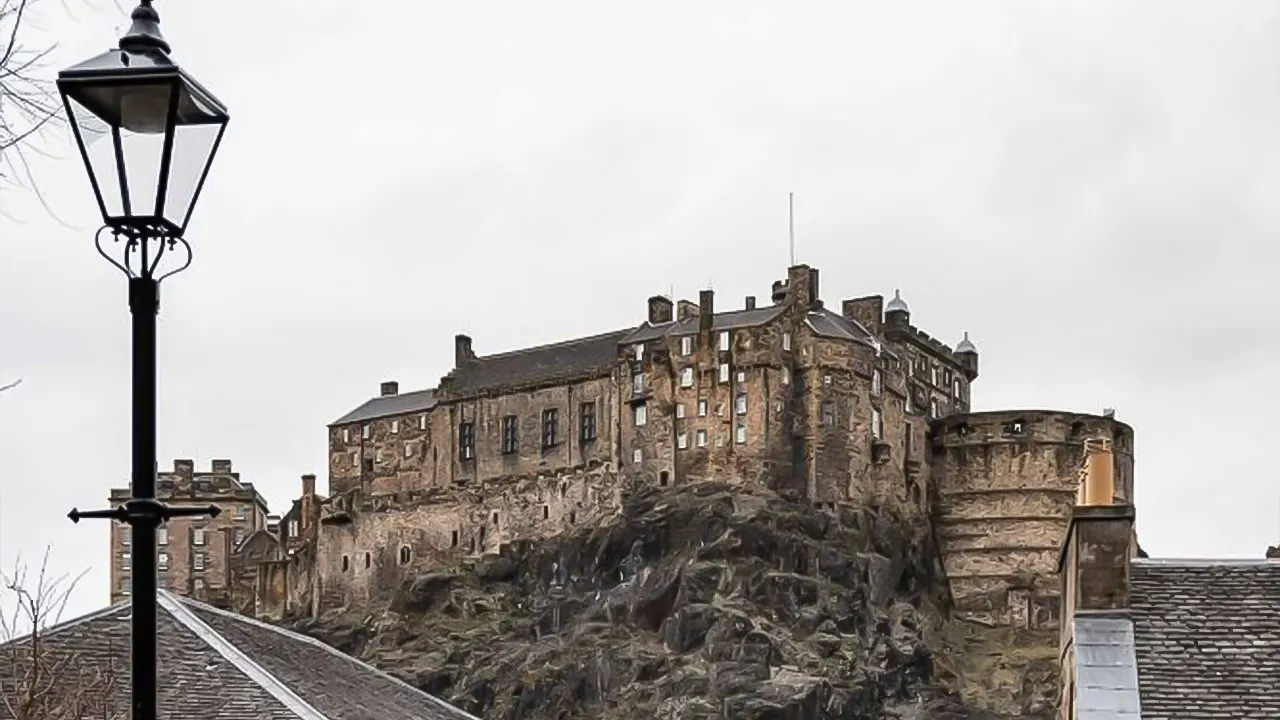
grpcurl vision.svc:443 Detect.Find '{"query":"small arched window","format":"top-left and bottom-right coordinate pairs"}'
top-left (399, 546), bottom-right (412, 565)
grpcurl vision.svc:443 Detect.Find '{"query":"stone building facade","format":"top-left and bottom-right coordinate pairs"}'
top-left (107, 459), bottom-right (271, 605)
top-left (140, 262), bottom-right (1134, 634)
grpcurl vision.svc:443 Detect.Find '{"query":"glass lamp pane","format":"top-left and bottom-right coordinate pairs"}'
top-left (162, 120), bottom-right (222, 231)
top-left (70, 82), bottom-right (173, 220)
top-left (67, 95), bottom-right (122, 219)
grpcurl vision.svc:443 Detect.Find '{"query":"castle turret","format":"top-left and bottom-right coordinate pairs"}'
top-left (954, 330), bottom-right (979, 380)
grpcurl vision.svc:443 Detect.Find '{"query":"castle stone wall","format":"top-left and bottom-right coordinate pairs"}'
top-left (930, 410), bottom-right (1134, 628)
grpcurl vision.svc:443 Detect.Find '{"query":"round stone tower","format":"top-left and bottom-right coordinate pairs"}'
top-left (929, 410), bottom-right (1134, 629)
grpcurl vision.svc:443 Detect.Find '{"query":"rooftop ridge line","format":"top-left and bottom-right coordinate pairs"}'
top-left (159, 591), bottom-right (329, 720)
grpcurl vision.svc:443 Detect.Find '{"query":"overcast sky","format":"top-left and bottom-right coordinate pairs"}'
top-left (2, 0), bottom-right (1278, 621)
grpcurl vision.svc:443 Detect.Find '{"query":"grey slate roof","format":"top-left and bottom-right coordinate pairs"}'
top-left (1129, 558), bottom-right (1280, 719)
top-left (0, 591), bottom-right (478, 720)
top-left (445, 328), bottom-right (632, 396)
top-left (804, 307), bottom-right (880, 349)
top-left (330, 388), bottom-right (437, 426)
top-left (621, 305), bottom-right (786, 343)
top-left (1072, 615), bottom-right (1142, 720)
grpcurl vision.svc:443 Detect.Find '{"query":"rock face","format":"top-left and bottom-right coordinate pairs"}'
top-left (292, 483), bottom-right (1050, 719)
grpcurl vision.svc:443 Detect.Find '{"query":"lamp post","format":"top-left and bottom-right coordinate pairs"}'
top-left (58, 3), bottom-right (228, 718)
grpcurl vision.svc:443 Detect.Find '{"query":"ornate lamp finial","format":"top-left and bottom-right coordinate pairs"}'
top-left (119, 0), bottom-right (171, 54)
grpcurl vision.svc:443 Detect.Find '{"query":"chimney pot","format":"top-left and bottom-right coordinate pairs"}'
top-left (770, 280), bottom-right (788, 305)
top-left (1081, 438), bottom-right (1115, 506)
top-left (744, 296), bottom-right (756, 310)
top-left (211, 459), bottom-right (233, 474)
top-left (676, 300), bottom-right (699, 321)
top-left (380, 381), bottom-right (399, 397)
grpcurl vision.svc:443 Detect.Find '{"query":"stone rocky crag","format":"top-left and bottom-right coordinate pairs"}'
top-left (292, 482), bottom-right (1039, 719)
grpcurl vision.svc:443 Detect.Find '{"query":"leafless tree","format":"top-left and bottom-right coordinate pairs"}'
top-left (0, 378), bottom-right (21, 394)
top-left (1, 0), bottom-right (121, 219)
top-left (0, 549), bottom-right (120, 720)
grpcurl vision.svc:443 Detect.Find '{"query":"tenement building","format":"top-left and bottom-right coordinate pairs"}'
top-left (107, 459), bottom-right (272, 606)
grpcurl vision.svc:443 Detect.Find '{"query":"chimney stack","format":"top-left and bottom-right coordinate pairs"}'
top-left (301, 473), bottom-right (316, 497)
top-left (698, 289), bottom-right (714, 333)
top-left (1060, 437), bottom-right (1135, 614)
top-left (647, 295), bottom-right (674, 324)
top-left (174, 459), bottom-right (195, 479)
top-left (744, 296), bottom-right (756, 310)
top-left (211, 459), bottom-right (233, 474)
top-left (455, 334), bottom-right (475, 368)
top-left (677, 300), bottom-right (699, 322)
top-left (380, 381), bottom-right (399, 397)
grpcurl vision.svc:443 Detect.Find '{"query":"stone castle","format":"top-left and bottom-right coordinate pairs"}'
top-left (112, 262), bottom-right (1133, 631)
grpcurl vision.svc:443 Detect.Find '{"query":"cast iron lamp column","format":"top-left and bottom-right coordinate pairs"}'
top-left (57, 3), bottom-right (229, 719)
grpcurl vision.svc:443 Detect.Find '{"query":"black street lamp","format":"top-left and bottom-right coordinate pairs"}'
top-left (59, 2), bottom-right (228, 718)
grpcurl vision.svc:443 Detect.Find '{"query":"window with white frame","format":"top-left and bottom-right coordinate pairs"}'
top-left (676, 404), bottom-right (685, 419)
top-left (735, 394), bottom-right (748, 415)
top-left (718, 364), bottom-right (729, 383)
top-left (680, 336), bottom-right (694, 355)
top-left (121, 552), bottom-right (131, 570)
top-left (677, 433), bottom-right (688, 450)
top-left (735, 425), bottom-right (747, 444)
top-left (193, 553), bottom-right (205, 571)
top-left (362, 424), bottom-right (371, 439)
top-left (352, 452), bottom-right (360, 467)
top-left (342, 428), bottom-right (350, 443)
top-left (718, 331), bottom-right (730, 351)
top-left (192, 529), bottom-right (205, 546)
top-left (634, 404), bottom-right (648, 427)
top-left (405, 443), bottom-right (414, 458)
top-left (680, 367), bottom-right (694, 388)
top-left (633, 448), bottom-right (643, 463)
top-left (953, 378), bottom-right (962, 399)
top-left (782, 367), bottom-right (790, 385)
top-left (698, 399), bottom-right (708, 417)
top-left (419, 414), bottom-right (428, 430)
top-left (736, 371), bottom-right (745, 384)
top-left (872, 409), bottom-right (884, 440)
top-left (823, 374), bottom-right (832, 385)
top-left (391, 420), bottom-right (399, 434)
top-left (930, 367), bottom-right (938, 386)
top-left (632, 373), bottom-right (645, 394)
top-left (157, 528), bottom-right (168, 546)
top-left (696, 429), bottom-right (707, 447)
top-left (872, 369), bottom-right (882, 395)
top-left (288, 520), bottom-right (299, 537)
top-left (633, 343), bottom-right (644, 361)
top-left (930, 398), bottom-right (940, 419)
top-left (782, 333), bottom-right (792, 351)
top-left (158, 552), bottom-right (169, 570)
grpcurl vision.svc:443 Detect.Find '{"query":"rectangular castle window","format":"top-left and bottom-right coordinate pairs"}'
top-left (822, 401), bottom-right (836, 427)
top-left (542, 408), bottom-right (560, 448)
top-left (781, 367), bottom-right (790, 385)
top-left (192, 529), bottom-right (205, 546)
top-left (696, 429), bottom-right (707, 447)
top-left (872, 409), bottom-right (884, 440)
top-left (419, 414), bottom-right (428, 430)
top-left (782, 333), bottom-right (791, 351)
top-left (632, 372), bottom-right (645, 395)
top-left (680, 336), bottom-right (694, 355)
top-left (953, 378), bottom-right (962, 399)
top-left (158, 552), bottom-right (169, 571)
top-left (735, 394), bottom-right (748, 415)
top-left (451, 530), bottom-right (459, 547)
top-left (459, 422), bottom-right (475, 460)
top-left (194, 553), bottom-right (206, 571)
top-left (343, 428), bottom-right (350, 443)
top-left (633, 343), bottom-right (644, 361)
top-left (680, 367), bottom-right (694, 388)
top-left (121, 552), bottom-right (131, 570)
top-left (718, 331), bottom-right (730, 352)
top-left (580, 402), bottom-right (597, 441)
top-left (718, 364), bottom-right (729, 383)
top-left (931, 366), bottom-right (939, 386)
top-left (872, 369), bottom-right (882, 396)
top-left (633, 448), bottom-right (643, 463)
top-left (157, 528), bottom-right (168, 546)
top-left (735, 425), bottom-right (747, 444)
top-left (362, 424), bottom-right (371, 440)
top-left (542, 505), bottom-right (550, 520)
top-left (404, 443), bottom-right (414, 458)
top-left (677, 433), bottom-right (688, 450)
top-left (698, 399), bottom-right (708, 417)
top-left (391, 419), bottom-right (399, 434)
top-left (930, 399), bottom-right (941, 419)
top-left (634, 404), bottom-right (647, 427)
top-left (363, 458), bottom-right (374, 474)
top-left (502, 415), bottom-right (518, 454)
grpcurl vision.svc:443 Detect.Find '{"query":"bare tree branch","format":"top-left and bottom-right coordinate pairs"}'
top-left (0, 378), bottom-right (21, 393)
top-left (0, 548), bottom-right (117, 720)
top-left (0, 0), bottom-right (125, 223)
